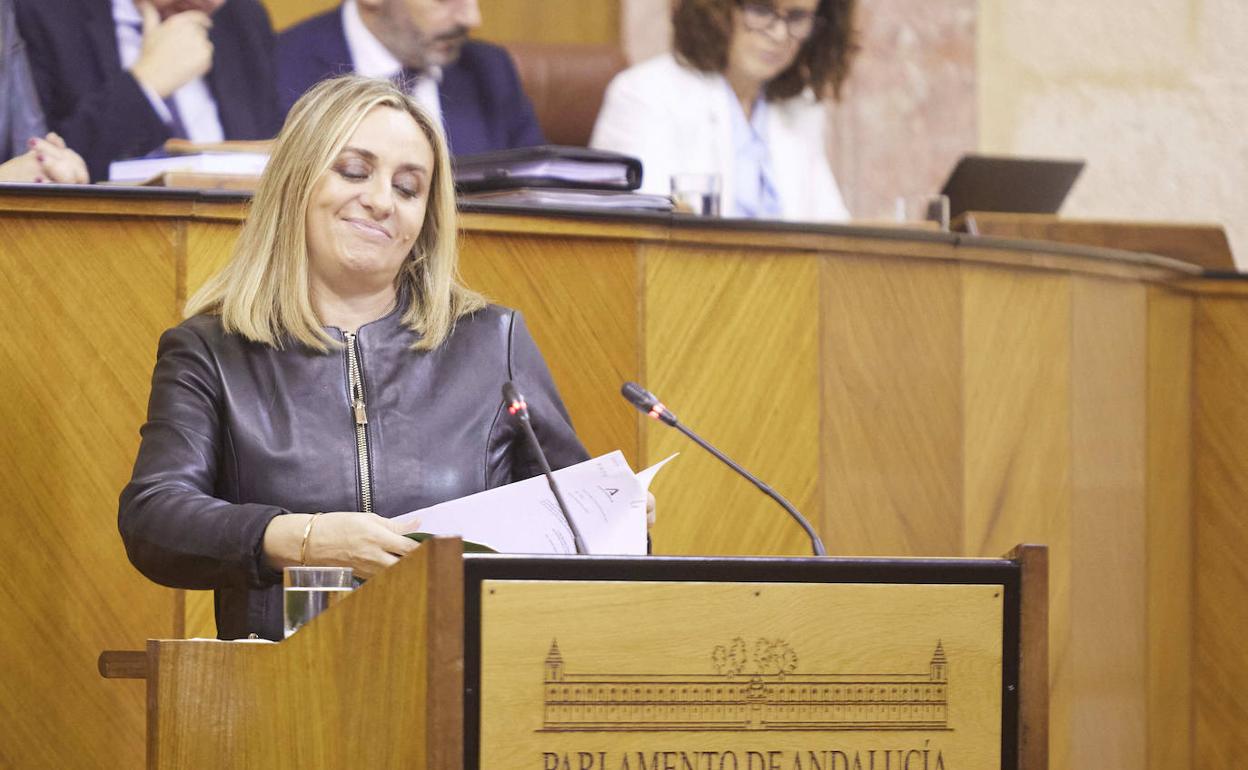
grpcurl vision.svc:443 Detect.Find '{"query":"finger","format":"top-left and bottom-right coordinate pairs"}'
top-left (31, 144), bottom-right (58, 177)
top-left (379, 530), bottom-right (420, 556)
top-left (387, 517), bottom-right (420, 534)
top-left (30, 139), bottom-right (68, 163)
top-left (168, 10), bottom-right (213, 29)
top-left (361, 550), bottom-right (403, 580)
top-left (38, 156), bottom-right (66, 180)
top-left (64, 153), bottom-right (89, 184)
top-left (43, 157), bottom-right (83, 185)
top-left (44, 132), bottom-right (67, 149)
top-left (138, 0), bottom-right (160, 34)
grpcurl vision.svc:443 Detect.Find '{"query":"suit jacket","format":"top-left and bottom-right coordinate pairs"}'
top-left (0, 0), bottom-right (45, 160)
top-left (13, 0), bottom-right (281, 180)
top-left (276, 8), bottom-right (543, 156)
top-left (590, 54), bottom-right (850, 223)
top-left (119, 303), bottom-right (588, 640)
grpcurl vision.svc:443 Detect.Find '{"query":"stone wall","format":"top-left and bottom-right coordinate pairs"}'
top-left (980, 0), bottom-right (1247, 265)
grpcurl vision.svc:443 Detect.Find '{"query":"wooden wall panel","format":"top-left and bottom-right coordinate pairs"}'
top-left (477, 0), bottom-right (619, 46)
top-left (262, 0), bottom-right (619, 45)
top-left (1069, 277), bottom-right (1148, 768)
top-left (643, 244), bottom-right (820, 556)
top-left (0, 214), bottom-right (181, 769)
top-left (185, 220), bottom-right (242, 299)
top-left (459, 231), bottom-right (640, 464)
top-left (264, 0), bottom-right (335, 30)
top-left (1145, 287), bottom-right (1193, 770)
top-left (961, 266), bottom-right (1071, 553)
top-left (1193, 296), bottom-right (1248, 767)
top-left (819, 256), bottom-right (963, 556)
top-left (960, 265), bottom-right (1072, 768)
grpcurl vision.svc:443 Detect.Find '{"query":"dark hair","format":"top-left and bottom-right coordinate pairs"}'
top-left (672, 0), bottom-right (858, 102)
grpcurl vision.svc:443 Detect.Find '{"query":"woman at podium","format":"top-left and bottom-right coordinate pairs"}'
top-left (590, 0), bottom-right (856, 222)
top-left (118, 75), bottom-right (588, 641)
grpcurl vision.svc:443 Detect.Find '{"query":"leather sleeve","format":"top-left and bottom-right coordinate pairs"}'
top-left (118, 324), bottom-right (286, 591)
top-left (506, 311), bottom-right (589, 477)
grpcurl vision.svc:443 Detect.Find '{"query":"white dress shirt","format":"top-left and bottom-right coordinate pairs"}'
top-left (341, 0), bottom-right (442, 126)
top-left (112, 0), bottom-right (224, 144)
top-left (727, 84), bottom-right (782, 219)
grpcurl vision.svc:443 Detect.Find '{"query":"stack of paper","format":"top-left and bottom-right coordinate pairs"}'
top-left (390, 451), bottom-right (675, 555)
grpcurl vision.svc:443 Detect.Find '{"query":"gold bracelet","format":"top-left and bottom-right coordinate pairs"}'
top-left (299, 513), bottom-right (323, 566)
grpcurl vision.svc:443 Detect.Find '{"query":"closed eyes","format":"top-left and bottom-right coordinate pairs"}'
top-left (333, 159), bottom-right (426, 200)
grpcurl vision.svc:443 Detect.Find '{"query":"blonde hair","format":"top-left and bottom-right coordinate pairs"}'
top-left (184, 75), bottom-right (484, 351)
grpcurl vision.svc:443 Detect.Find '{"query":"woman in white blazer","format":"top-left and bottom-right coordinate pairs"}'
top-left (591, 0), bottom-right (857, 222)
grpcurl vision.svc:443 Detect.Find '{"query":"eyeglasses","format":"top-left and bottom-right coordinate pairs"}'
top-left (739, 2), bottom-right (821, 42)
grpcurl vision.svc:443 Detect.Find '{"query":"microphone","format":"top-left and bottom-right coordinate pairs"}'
top-left (502, 381), bottom-right (588, 555)
top-left (620, 381), bottom-right (827, 557)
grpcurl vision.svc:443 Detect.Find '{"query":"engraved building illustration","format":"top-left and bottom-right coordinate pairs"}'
top-left (542, 638), bottom-right (950, 732)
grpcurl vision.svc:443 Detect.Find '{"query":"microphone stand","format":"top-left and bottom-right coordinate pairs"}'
top-left (621, 382), bottom-right (827, 557)
top-left (503, 382), bottom-right (588, 555)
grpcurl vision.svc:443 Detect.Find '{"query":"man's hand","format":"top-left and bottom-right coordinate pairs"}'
top-left (129, 1), bottom-right (215, 98)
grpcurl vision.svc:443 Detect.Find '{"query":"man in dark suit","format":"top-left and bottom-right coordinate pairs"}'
top-left (14, 0), bottom-right (281, 180)
top-left (277, 0), bottom-right (543, 156)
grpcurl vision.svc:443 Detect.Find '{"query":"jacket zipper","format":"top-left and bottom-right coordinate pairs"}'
top-left (343, 332), bottom-right (373, 513)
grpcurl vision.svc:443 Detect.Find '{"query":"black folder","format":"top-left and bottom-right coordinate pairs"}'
top-left (453, 145), bottom-right (643, 193)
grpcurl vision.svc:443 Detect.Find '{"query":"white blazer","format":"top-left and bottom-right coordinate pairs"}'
top-left (590, 53), bottom-right (850, 223)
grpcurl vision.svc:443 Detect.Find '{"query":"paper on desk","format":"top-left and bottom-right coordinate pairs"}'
top-left (390, 451), bottom-right (676, 555)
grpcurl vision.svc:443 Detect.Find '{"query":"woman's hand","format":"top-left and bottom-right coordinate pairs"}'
top-left (262, 511), bottom-right (418, 580)
top-left (0, 133), bottom-right (89, 184)
top-left (31, 133), bottom-right (89, 184)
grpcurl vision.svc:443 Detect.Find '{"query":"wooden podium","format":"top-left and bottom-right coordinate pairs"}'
top-left (101, 540), bottom-right (1048, 769)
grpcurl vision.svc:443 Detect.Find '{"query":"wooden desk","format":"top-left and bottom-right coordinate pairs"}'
top-left (0, 186), bottom-right (1243, 768)
top-left (956, 211), bottom-right (1238, 272)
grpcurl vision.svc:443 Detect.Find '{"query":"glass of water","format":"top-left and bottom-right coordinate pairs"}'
top-left (670, 172), bottom-right (722, 217)
top-left (283, 566), bottom-right (354, 638)
top-left (892, 194), bottom-right (951, 231)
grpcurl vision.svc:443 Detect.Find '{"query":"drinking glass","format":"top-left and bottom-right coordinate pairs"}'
top-left (670, 173), bottom-right (722, 217)
top-left (283, 566), bottom-right (353, 638)
top-left (893, 194), bottom-right (951, 231)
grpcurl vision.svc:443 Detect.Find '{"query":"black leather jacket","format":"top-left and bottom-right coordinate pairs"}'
top-left (119, 302), bottom-right (588, 640)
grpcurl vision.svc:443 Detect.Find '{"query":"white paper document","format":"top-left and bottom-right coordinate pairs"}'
top-left (390, 451), bottom-right (676, 555)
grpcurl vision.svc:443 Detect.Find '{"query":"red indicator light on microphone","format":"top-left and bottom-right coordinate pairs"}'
top-left (508, 398), bottom-right (527, 415)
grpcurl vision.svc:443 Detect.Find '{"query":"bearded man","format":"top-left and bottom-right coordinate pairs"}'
top-left (277, 0), bottom-right (543, 155)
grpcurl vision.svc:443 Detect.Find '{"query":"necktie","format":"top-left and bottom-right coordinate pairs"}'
top-left (162, 96), bottom-right (189, 140)
top-left (394, 68), bottom-right (423, 96)
top-left (122, 20), bottom-right (189, 139)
